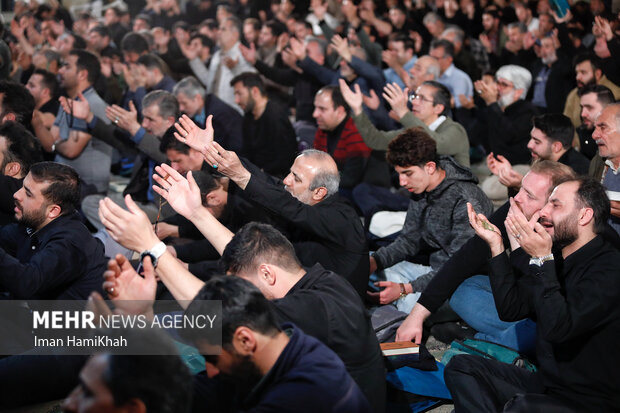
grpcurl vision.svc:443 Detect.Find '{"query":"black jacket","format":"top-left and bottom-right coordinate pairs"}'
top-left (0, 176), bottom-right (22, 226)
top-left (240, 100), bottom-right (298, 179)
top-left (481, 99), bottom-right (539, 165)
top-left (527, 54), bottom-right (575, 114)
top-left (0, 212), bottom-right (107, 299)
top-left (272, 264), bottom-right (385, 413)
top-left (242, 161), bottom-right (370, 297)
top-left (489, 237), bottom-right (620, 411)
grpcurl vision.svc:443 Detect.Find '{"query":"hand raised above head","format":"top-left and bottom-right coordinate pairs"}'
top-left (153, 164), bottom-right (203, 220)
top-left (174, 114), bottom-right (214, 154)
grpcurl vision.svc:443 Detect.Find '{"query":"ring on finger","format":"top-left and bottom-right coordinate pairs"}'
top-left (515, 233), bottom-right (521, 239)
top-left (212, 163), bottom-right (218, 169)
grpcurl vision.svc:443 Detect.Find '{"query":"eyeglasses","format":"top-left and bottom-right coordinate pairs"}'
top-left (409, 93), bottom-right (435, 104)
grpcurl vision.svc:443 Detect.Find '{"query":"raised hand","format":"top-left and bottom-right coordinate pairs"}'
top-left (467, 202), bottom-right (503, 255)
top-left (152, 164), bottom-right (203, 219)
top-left (383, 82), bottom-right (409, 119)
top-left (331, 35), bottom-right (352, 62)
top-left (98, 195), bottom-right (160, 253)
top-left (59, 91), bottom-right (91, 121)
top-left (173, 114), bottom-right (214, 154)
top-left (339, 78), bottom-right (364, 115)
top-left (105, 101), bottom-right (141, 135)
top-left (362, 89), bottom-right (380, 110)
top-left (505, 207), bottom-right (551, 258)
top-left (203, 141), bottom-right (251, 189)
top-left (498, 166), bottom-right (523, 189)
top-left (289, 37), bottom-right (306, 61)
top-left (239, 42), bottom-right (257, 65)
top-left (102, 254), bottom-right (157, 315)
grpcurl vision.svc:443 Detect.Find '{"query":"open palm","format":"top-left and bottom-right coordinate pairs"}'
top-left (174, 114), bottom-right (214, 154)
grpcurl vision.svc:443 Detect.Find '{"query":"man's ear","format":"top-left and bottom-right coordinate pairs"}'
top-left (513, 88), bottom-right (524, 101)
top-left (257, 263), bottom-right (276, 286)
top-left (206, 191), bottom-right (222, 206)
top-left (3, 161), bottom-right (22, 178)
top-left (578, 207), bottom-right (594, 227)
top-left (1, 113), bottom-right (16, 123)
top-left (46, 204), bottom-right (62, 220)
top-left (232, 326), bottom-right (257, 355)
top-left (433, 102), bottom-right (445, 116)
top-left (312, 186), bottom-right (328, 201)
top-left (594, 68), bottom-right (603, 82)
top-left (123, 398), bottom-right (147, 413)
top-left (551, 140), bottom-right (564, 154)
top-left (424, 161), bottom-right (437, 175)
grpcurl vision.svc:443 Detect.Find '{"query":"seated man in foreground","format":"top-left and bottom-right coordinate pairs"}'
top-left (0, 161), bottom-right (106, 299)
top-left (369, 128), bottom-right (492, 313)
top-left (160, 116), bottom-right (369, 296)
top-left (446, 177), bottom-right (620, 412)
top-left (396, 161), bottom-right (576, 352)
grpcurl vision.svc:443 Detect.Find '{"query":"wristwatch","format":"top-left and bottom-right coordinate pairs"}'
top-left (139, 242), bottom-right (167, 268)
top-left (529, 253), bottom-right (554, 267)
top-left (399, 283), bottom-right (408, 299)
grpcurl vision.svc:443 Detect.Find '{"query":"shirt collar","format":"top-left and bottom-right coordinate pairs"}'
top-left (428, 115), bottom-right (446, 131)
top-left (605, 159), bottom-right (620, 174)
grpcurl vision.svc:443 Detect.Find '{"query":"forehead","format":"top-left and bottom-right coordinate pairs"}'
top-left (550, 181), bottom-right (578, 202)
top-left (416, 85), bottom-right (433, 97)
top-left (167, 149), bottom-right (188, 159)
top-left (29, 74), bottom-right (43, 84)
top-left (597, 109), bottom-right (618, 126)
top-left (530, 127), bottom-right (548, 141)
top-left (314, 91), bottom-right (333, 107)
top-left (291, 156), bottom-right (317, 179)
top-left (395, 165), bottom-right (422, 173)
top-left (575, 60), bottom-right (593, 71)
top-left (143, 104), bottom-right (163, 119)
top-left (522, 172), bottom-right (551, 195)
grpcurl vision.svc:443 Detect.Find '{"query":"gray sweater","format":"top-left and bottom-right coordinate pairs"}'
top-left (373, 156), bottom-right (493, 291)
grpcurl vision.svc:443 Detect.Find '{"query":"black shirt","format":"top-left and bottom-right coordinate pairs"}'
top-left (242, 160), bottom-right (370, 297)
top-left (557, 147), bottom-right (590, 175)
top-left (489, 237), bottom-right (620, 411)
top-left (0, 212), bottom-right (107, 299)
top-left (272, 264), bottom-right (386, 413)
top-left (240, 100), bottom-right (298, 179)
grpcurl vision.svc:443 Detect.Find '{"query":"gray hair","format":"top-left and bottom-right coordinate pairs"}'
top-left (173, 76), bottom-right (206, 99)
top-left (299, 149), bottom-right (340, 197)
top-left (305, 36), bottom-right (327, 55)
top-left (507, 22), bottom-right (527, 33)
top-left (496, 65), bottom-right (532, 98)
top-left (442, 25), bottom-right (464, 44)
top-left (142, 90), bottom-right (180, 119)
top-left (423, 12), bottom-right (443, 25)
top-left (420, 55), bottom-right (441, 79)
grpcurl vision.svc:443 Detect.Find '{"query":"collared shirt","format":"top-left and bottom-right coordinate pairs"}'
top-left (428, 115), bottom-right (446, 131)
top-left (383, 55), bottom-right (417, 89)
top-left (437, 64), bottom-right (473, 108)
top-left (0, 212), bottom-right (107, 299)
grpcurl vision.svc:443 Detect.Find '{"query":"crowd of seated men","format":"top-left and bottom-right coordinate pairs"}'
top-left (0, 0), bottom-right (619, 411)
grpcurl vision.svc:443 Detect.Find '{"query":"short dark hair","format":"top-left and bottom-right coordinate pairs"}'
top-left (172, 21), bottom-right (190, 33)
top-left (317, 85), bottom-right (350, 113)
top-left (190, 34), bottom-right (214, 52)
top-left (0, 80), bottom-right (35, 124)
top-left (0, 122), bottom-right (43, 176)
top-left (29, 162), bottom-right (80, 214)
top-left (390, 34), bottom-right (415, 52)
top-left (137, 53), bottom-right (166, 73)
top-left (69, 49), bottom-right (101, 85)
top-left (422, 80), bottom-right (452, 116)
top-left (573, 52), bottom-right (602, 72)
top-left (387, 127), bottom-right (439, 167)
top-left (220, 222), bottom-right (301, 276)
top-left (160, 126), bottom-right (190, 154)
top-left (230, 72), bottom-right (266, 95)
top-left (100, 331), bottom-right (191, 413)
top-left (577, 84), bottom-right (615, 104)
top-left (69, 32), bottom-right (87, 50)
top-left (430, 38), bottom-right (455, 58)
top-left (120, 32), bottom-right (149, 55)
top-left (184, 275), bottom-right (280, 349)
top-left (531, 113), bottom-right (574, 149)
top-left (32, 68), bottom-right (59, 98)
top-left (90, 25), bottom-right (111, 38)
top-left (573, 177), bottom-right (610, 234)
top-left (264, 20), bottom-right (285, 37)
top-left (134, 13), bottom-right (152, 28)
